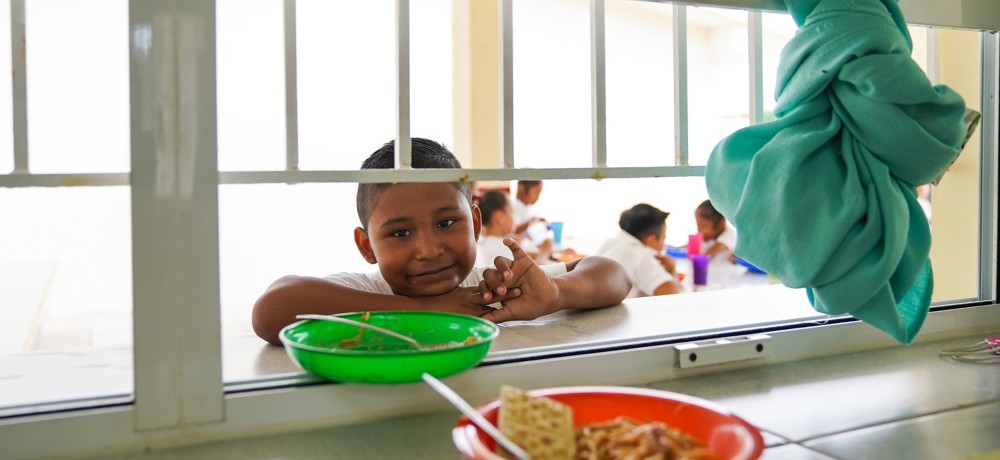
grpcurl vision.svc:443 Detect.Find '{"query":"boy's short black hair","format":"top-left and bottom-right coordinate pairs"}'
top-left (517, 180), bottom-right (542, 189)
top-left (696, 199), bottom-right (724, 224)
top-left (356, 138), bottom-right (472, 229)
top-left (478, 190), bottom-right (510, 226)
top-left (619, 203), bottom-right (669, 241)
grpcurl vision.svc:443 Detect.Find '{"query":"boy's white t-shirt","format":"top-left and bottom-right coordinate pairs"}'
top-left (323, 263), bottom-right (568, 309)
top-left (703, 225), bottom-right (738, 258)
top-left (512, 198), bottom-right (536, 229)
top-left (594, 230), bottom-right (674, 298)
top-left (477, 235), bottom-right (513, 266)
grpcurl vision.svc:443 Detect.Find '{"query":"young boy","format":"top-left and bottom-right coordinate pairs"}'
top-left (252, 138), bottom-right (631, 345)
top-left (695, 199), bottom-right (737, 262)
top-left (594, 203), bottom-right (681, 298)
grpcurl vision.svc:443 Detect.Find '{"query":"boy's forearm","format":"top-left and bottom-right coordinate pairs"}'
top-left (554, 256), bottom-right (631, 310)
top-left (251, 275), bottom-right (424, 345)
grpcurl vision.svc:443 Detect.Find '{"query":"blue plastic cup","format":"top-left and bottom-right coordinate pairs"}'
top-left (549, 221), bottom-right (564, 244)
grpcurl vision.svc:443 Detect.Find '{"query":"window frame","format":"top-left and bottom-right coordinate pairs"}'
top-left (1, 0), bottom-right (998, 457)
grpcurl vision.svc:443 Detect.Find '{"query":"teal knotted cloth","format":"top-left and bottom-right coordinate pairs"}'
top-left (705, 0), bottom-right (970, 344)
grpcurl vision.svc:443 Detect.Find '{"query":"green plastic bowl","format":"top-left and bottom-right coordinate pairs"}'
top-left (279, 311), bottom-right (499, 384)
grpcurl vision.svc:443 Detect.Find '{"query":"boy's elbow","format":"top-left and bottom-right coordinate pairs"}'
top-left (252, 276), bottom-right (301, 346)
top-left (252, 295), bottom-right (284, 346)
top-left (576, 256), bottom-right (632, 301)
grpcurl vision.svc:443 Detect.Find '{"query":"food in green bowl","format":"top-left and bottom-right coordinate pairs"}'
top-left (280, 311), bottom-right (499, 384)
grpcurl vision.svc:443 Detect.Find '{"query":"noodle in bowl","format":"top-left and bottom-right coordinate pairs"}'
top-left (452, 386), bottom-right (764, 460)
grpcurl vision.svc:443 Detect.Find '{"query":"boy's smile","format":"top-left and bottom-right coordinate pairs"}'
top-left (354, 182), bottom-right (481, 297)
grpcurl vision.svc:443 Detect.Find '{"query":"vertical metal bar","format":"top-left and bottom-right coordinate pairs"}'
top-left (979, 32), bottom-right (998, 301)
top-left (10, 0), bottom-right (28, 173)
top-left (748, 10), bottom-right (764, 124)
top-left (673, 5), bottom-right (689, 166)
top-left (395, 0), bottom-right (411, 169)
top-left (283, 0), bottom-right (299, 171)
top-left (499, 0), bottom-right (514, 168)
top-left (129, 0), bottom-right (223, 430)
top-left (591, 0), bottom-right (607, 168)
top-left (926, 28), bottom-right (941, 84)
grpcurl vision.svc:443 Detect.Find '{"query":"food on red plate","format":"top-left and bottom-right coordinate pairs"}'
top-left (495, 386), bottom-right (718, 460)
top-left (497, 385), bottom-right (576, 459)
top-left (576, 416), bottom-right (717, 460)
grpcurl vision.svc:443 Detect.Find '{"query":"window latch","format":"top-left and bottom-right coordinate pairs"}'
top-left (674, 334), bottom-right (772, 369)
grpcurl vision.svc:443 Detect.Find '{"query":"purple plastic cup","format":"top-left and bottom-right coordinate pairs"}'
top-left (692, 254), bottom-right (710, 285)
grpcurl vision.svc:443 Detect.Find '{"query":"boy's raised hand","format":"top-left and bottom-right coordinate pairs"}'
top-left (479, 238), bottom-right (561, 323)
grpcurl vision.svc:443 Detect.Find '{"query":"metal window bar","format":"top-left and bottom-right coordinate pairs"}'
top-left (10, 0), bottom-right (27, 174)
top-left (283, 0), bottom-right (299, 171)
top-left (979, 32), bottom-right (999, 301)
top-left (748, 10), bottom-right (764, 124)
top-left (673, 4), bottom-right (689, 166)
top-left (500, 0), bottom-right (514, 168)
top-left (591, 0), bottom-right (608, 167)
top-left (394, 0), bottom-right (411, 169)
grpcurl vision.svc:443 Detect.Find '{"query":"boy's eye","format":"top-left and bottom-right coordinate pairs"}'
top-left (437, 218), bottom-right (457, 229)
top-left (390, 229), bottom-right (411, 238)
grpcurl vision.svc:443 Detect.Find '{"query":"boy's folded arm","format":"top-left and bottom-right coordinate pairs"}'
top-left (251, 275), bottom-right (426, 346)
top-left (554, 256), bottom-right (631, 310)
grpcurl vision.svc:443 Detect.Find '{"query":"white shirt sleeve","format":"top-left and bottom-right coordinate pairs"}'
top-left (631, 255), bottom-right (675, 297)
top-left (716, 225), bottom-right (738, 249)
top-left (323, 271), bottom-right (393, 295)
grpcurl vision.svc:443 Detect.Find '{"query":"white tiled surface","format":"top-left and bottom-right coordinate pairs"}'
top-left (101, 333), bottom-right (1000, 460)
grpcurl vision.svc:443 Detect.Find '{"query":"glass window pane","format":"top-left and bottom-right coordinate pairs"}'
top-left (686, 7), bottom-right (750, 165)
top-left (294, 1), bottom-right (453, 170)
top-left (0, 187), bottom-right (133, 411)
top-left (0, 1), bottom-right (12, 174)
top-left (26, 0), bottom-right (128, 174)
top-left (605, 0), bottom-right (675, 167)
top-left (217, 0), bottom-right (286, 172)
top-left (513, 0), bottom-right (591, 168)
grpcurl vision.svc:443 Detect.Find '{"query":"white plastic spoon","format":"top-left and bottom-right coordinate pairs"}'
top-left (421, 373), bottom-right (531, 460)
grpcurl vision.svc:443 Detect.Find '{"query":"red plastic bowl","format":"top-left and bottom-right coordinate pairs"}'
top-left (452, 386), bottom-right (764, 460)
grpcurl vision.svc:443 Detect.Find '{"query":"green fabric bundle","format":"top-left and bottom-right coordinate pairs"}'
top-left (705, 0), bottom-right (969, 344)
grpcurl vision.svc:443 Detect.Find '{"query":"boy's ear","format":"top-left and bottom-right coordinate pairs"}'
top-left (471, 204), bottom-right (482, 242)
top-left (641, 233), bottom-right (658, 248)
top-left (353, 227), bottom-right (378, 264)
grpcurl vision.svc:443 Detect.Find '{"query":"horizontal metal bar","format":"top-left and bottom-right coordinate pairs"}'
top-left (218, 166), bottom-right (706, 184)
top-left (0, 173), bottom-right (129, 187)
top-left (0, 166), bottom-right (706, 188)
top-left (636, 0), bottom-right (1000, 31)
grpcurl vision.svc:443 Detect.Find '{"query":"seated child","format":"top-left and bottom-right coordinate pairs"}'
top-left (512, 180), bottom-right (550, 244)
top-left (695, 199), bottom-right (738, 262)
top-left (252, 138), bottom-right (632, 345)
top-left (594, 203), bottom-right (682, 298)
top-left (476, 190), bottom-right (552, 266)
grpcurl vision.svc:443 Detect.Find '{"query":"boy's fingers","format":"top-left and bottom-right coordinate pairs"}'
top-left (492, 257), bottom-right (514, 279)
top-left (503, 238), bottom-right (529, 260)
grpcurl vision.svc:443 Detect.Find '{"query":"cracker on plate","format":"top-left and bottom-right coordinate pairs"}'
top-left (496, 385), bottom-right (576, 460)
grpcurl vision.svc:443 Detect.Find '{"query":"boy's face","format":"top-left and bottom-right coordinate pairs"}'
top-left (496, 202), bottom-right (515, 234)
top-left (643, 225), bottom-right (667, 253)
top-left (695, 213), bottom-right (724, 241)
top-left (354, 183), bottom-right (481, 297)
top-left (519, 183), bottom-right (543, 205)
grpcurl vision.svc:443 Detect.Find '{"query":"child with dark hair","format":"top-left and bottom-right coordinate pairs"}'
top-left (594, 203), bottom-right (681, 298)
top-left (252, 138), bottom-right (631, 345)
top-left (511, 179), bottom-right (554, 249)
top-left (695, 199), bottom-right (737, 261)
top-left (476, 190), bottom-right (553, 266)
